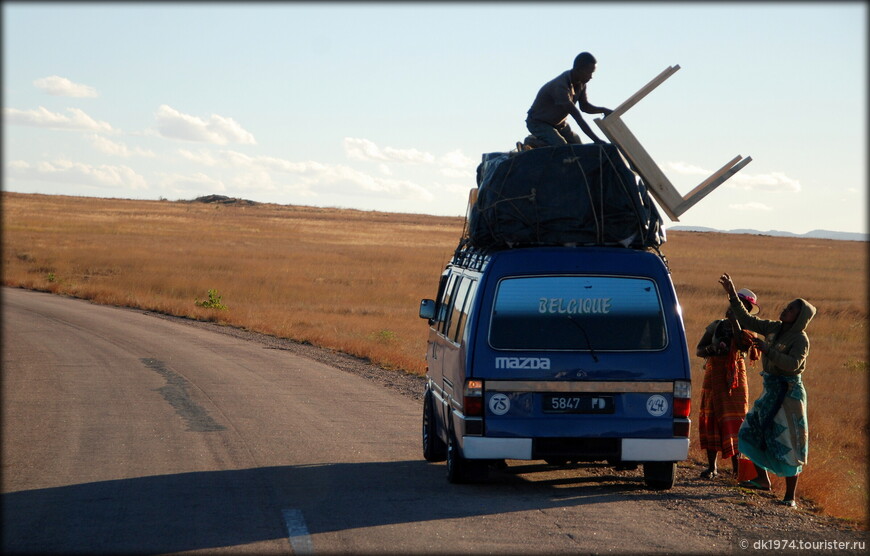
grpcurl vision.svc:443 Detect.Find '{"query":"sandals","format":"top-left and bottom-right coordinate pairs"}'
top-left (739, 479), bottom-right (771, 491)
top-left (700, 468), bottom-right (718, 479)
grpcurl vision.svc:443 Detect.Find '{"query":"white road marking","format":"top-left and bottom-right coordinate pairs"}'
top-left (282, 509), bottom-right (314, 554)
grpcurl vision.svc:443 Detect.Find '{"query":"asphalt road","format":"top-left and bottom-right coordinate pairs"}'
top-left (2, 287), bottom-right (865, 554)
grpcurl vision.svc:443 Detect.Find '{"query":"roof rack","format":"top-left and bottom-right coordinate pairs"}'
top-left (450, 239), bottom-right (490, 272)
top-left (450, 228), bottom-right (671, 274)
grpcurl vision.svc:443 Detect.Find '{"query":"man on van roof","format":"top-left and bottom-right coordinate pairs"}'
top-left (526, 52), bottom-right (613, 147)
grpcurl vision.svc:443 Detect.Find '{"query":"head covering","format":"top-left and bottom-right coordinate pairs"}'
top-left (737, 288), bottom-right (760, 315)
top-left (791, 298), bottom-right (816, 332)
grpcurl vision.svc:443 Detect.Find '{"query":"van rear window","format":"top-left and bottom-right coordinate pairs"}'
top-left (489, 276), bottom-right (667, 351)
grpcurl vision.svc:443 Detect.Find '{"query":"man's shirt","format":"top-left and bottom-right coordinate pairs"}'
top-left (527, 70), bottom-right (588, 126)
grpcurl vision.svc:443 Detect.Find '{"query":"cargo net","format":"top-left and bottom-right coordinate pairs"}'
top-left (466, 143), bottom-right (665, 251)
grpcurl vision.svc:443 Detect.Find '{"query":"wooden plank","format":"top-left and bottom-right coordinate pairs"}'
top-left (608, 65), bottom-right (680, 117)
top-left (468, 187), bottom-right (479, 207)
top-left (594, 64), bottom-right (753, 221)
top-left (681, 155), bottom-right (744, 200)
top-left (461, 187), bottom-right (479, 239)
top-left (596, 115), bottom-right (683, 221)
top-left (674, 156), bottom-right (753, 216)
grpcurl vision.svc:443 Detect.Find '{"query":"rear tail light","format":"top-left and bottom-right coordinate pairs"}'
top-left (672, 380), bottom-right (691, 417)
top-left (673, 397), bottom-right (691, 419)
top-left (464, 379), bottom-right (483, 417)
top-left (673, 380), bottom-right (691, 437)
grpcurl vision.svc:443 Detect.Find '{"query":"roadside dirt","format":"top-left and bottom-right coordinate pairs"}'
top-left (149, 310), bottom-right (868, 549)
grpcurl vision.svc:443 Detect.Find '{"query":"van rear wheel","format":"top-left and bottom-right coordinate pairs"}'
top-left (643, 461), bottom-right (675, 490)
top-left (446, 429), bottom-right (487, 483)
top-left (422, 392), bottom-right (447, 462)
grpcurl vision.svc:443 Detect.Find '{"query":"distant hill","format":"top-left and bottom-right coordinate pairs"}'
top-left (668, 226), bottom-right (868, 242)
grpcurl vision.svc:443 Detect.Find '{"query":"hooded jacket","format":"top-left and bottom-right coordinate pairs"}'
top-left (728, 295), bottom-right (816, 377)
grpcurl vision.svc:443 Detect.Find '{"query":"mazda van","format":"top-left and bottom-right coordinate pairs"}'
top-left (419, 244), bottom-right (691, 488)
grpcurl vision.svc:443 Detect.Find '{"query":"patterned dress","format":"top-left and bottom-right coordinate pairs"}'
top-left (698, 320), bottom-right (757, 459)
top-left (738, 372), bottom-right (808, 477)
top-left (731, 296), bottom-right (815, 478)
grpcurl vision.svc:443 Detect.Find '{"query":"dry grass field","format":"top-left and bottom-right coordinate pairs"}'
top-left (3, 191), bottom-right (867, 527)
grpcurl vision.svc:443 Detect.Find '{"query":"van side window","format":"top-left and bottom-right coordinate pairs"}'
top-left (452, 279), bottom-right (477, 343)
top-left (438, 274), bottom-right (459, 335)
top-left (447, 278), bottom-right (473, 342)
top-left (432, 274), bottom-right (449, 328)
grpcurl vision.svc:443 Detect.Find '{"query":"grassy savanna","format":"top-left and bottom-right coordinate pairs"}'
top-left (3, 191), bottom-right (867, 527)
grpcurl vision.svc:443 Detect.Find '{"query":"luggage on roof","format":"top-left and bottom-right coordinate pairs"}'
top-left (468, 143), bottom-right (665, 250)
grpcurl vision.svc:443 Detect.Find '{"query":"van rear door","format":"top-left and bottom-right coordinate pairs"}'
top-left (471, 266), bottom-right (690, 461)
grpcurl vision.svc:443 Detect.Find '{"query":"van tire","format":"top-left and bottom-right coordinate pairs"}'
top-left (643, 461), bottom-right (676, 490)
top-left (423, 392), bottom-right (447, 462)
top-left (446, 428), bottom-right (487, 483)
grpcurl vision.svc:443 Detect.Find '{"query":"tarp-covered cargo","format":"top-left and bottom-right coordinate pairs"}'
top-left (469, 144), bottom-right (665, 250)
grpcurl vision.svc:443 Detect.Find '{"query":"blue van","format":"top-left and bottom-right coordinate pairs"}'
top-left (418, 244), bottom-right (691, 488)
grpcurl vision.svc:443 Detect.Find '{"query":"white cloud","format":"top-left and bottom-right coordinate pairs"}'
top-left (231, 169), bottom-right (279, 193)
top-left (728, 171), bottom-right (801, 192)
top-left (88, 134), bottom-right (155, 158)
top-left (342, 138), bottom-right (473, 185)
top-left (155, 105), bottom-right (256, 145)
top-left (438, 149), bottom-right (477, 179)
top-left (440, 167), bottom-right (475, 179)
top-left (6, 159), bottom-right (147, 190)
top-left (343, 137), bottom-right (435, 164)
top-left (321, 166), bottom-right (435, 201)
top-left (220, 150), bottom-right (320, 173)
top-left (171, 146), bottom-right (434, 201)
top-left (439, 149), bottom-right (476, 169)
top-left (667, 161), bottom-right (709, 176)
top-left (728, 202), bottom-right (773, 212)
top-left (440, 181), bottom-right (476, 196)
top-left (216, 149), bottom-right (434, 201)
top-left (3, 106), bottom-right (113, 132)
top-left (178, 148), bottom-right (222, 166)
top-left (668, 160), bottom-right (801, 192)
top-left (158, 172), bottom-right (226, 194)
top-left (33, 75), bottom-right (98, 98)
top-left (185, 148), bottom-right (332, 176)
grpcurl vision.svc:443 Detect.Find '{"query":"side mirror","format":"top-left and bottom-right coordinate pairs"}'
top-left (419, 299), bottom-right (436, 320)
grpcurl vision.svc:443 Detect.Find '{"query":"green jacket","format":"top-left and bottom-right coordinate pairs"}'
top-left (728, 295), bottom-right (816, 376)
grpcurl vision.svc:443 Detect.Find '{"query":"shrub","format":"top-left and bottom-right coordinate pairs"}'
top-left (195, 289), bottom-right (228, 310)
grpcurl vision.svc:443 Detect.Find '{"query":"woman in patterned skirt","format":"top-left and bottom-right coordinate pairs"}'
top-left (719, 273), bottom-right (815, 508)
top-left (696, 289), bottom-right (761, 478)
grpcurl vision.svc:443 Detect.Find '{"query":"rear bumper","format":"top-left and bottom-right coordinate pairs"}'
top-left (463, 436), bottom-right (532, 459)
top-left (622, 438), bottom-right (688, 461)
top-left (461, 436), bottom-right (688, 462)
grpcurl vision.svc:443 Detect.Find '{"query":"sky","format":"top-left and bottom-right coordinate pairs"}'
top-left (2, 2), bottom-right (867, 235)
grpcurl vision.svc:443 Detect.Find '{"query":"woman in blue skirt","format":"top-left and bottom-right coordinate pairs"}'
top-left (718, 273), bottom-right (816, 508)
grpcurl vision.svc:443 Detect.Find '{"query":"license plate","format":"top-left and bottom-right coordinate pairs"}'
top-left (543, 394), bottom-right (614, 414)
